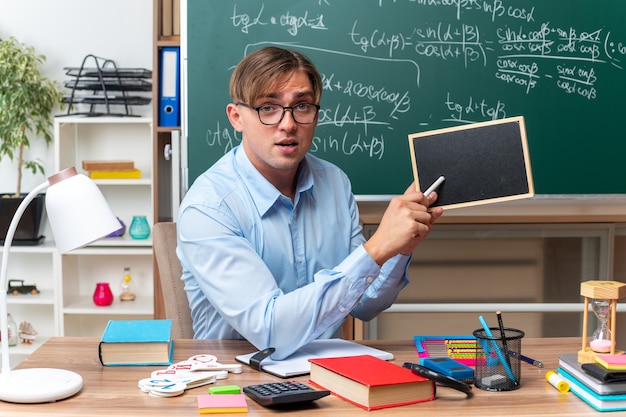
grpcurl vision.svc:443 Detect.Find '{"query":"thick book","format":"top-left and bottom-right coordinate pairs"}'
top-left (89, 169), bottom-right (142, 179)
top-left (559, 368), bottom-right (626, 412)
top-left (309, 354), bottom-right (435, 410)
top-left (558, 354), bottom-right (626, 395)
top-left (82, 160), bottom-right (135, 171)
top-left (98, 319), bottom-right (174, 366)
top-left (235, 338), bottom-right (394, 378)
top-left (197, 393), bottom-right (248, 414)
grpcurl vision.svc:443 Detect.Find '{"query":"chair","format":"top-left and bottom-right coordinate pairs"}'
top-left (152, 222), bottom-right (195, 339)
top-left (152, 221), bottom-right (356, 340)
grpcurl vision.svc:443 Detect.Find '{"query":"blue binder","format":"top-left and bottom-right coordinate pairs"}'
top-left (159, 47), bottom-right (180, 127)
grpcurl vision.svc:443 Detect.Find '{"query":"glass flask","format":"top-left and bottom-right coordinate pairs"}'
top-left (93, 282), bottom-right (114, 306)
top-left (119, 267), bottom-right (136, 301)
top-left (7, 313), bottom-right (17, 346)
top-left (129, 215), bottom-right (150, 239)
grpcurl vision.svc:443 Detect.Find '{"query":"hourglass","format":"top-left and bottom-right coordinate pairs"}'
top-left (590, 298), bottom-right (612, 353)
top-left (579, 280), bottom-right (626, 364)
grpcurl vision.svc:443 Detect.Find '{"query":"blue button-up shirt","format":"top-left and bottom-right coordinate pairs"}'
top-left (177, 146), bottom-right (410, 359)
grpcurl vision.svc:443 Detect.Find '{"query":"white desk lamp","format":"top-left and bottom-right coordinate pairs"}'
top-left (0, 167), bottom-right (121, 403)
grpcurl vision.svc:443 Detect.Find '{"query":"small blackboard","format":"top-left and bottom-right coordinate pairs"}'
top-left (408, 116), bottom-right (534, 210)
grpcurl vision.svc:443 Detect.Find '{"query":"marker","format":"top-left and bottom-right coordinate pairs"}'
top-left (508, 350), bottom-right (544, 368)
top-left (423, 175), bottom-right (445, 196)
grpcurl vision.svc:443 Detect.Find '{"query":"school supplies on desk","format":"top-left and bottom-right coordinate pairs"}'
top-left (98, 319), bottom-right (174, 366)
top-left (413, 335), bottom-right (479, 366)
top-left (559, 368), bottom-right (626, 412)
top-left (582, 362), bottom-right (626, 383)
top-left (236, 338), bottom-right (393, 378)
top-left (558, 354), bottom-right (626, 395)
top-left (419, 357), bottom-right (474, 383)
top-left (309, 355), bottom-right (435, 410)
top-left (197, 393), bottom-right (248, 413)
top-left (596, 354), bottom-right (626, 370)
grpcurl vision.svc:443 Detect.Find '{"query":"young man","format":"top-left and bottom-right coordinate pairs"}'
top-left (177, 47), bottom-right (443, 359)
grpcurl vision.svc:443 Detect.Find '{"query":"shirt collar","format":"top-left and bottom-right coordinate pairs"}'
top-left (234, 146), bottom-right (316, 216)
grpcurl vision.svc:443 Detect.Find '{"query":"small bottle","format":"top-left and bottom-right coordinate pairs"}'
top-left (120, 267), bottom-right (136, 301)
top-left (7, 314), bottom-right (17, 346)
top-left (93, 282), bottom-right (114, 306)
top-left (129, 215), bottom-right (150, 239)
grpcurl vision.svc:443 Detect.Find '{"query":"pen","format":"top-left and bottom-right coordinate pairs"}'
top-left (423, 175), bottom-right (445, 196)
top-left (508, 350), bottom-right (544, 368)
top-left (478, 315), bottom-right (517, 384)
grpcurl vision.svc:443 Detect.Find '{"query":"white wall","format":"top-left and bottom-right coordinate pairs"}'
top-left (0, 0), bottom-right (152, 194)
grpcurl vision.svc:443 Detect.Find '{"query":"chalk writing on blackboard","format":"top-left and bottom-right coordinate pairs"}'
top-left (187, 1), bottom-right (626, 195)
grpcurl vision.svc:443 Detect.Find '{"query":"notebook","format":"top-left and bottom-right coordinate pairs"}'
top-left (558, 354), bottom-right (626, 395)
top-left (236, 338), bottom-right (394, 378)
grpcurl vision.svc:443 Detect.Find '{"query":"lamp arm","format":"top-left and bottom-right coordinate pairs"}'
top-left (1, 181), bottom-right (50, 375)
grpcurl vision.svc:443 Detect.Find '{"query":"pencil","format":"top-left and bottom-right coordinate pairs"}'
top-left (496, 310), bottom-right (513, 369)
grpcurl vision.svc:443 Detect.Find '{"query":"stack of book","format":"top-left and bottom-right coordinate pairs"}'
top-left (82, 160), bottom-right (141, 179)
top-left (558, 353), bottom-right (626, 411)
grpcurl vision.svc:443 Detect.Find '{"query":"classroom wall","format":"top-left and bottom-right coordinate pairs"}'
top-left (0, 0), bottom-right (152, 194)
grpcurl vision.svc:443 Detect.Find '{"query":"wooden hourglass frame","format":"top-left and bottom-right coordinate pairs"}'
top-left (579, 280), bottom-right (626, 364)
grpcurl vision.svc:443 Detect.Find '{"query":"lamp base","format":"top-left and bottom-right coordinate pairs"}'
top-left (0, 368), bottom-right (83, 403)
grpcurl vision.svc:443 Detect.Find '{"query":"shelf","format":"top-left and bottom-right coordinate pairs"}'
top-left (7, 289), bottom-right (55, 306)
top-left (63, 295), bottom-right (153, 315)
top-left (0, 241), bottom-right (55, 253)
top-left (70, 243), bottom-right (152, 253)
top-left (7, 337), bottom-right (48, 356)
top-left (56, 115), bottom-right (152, 125)
top-left (93, 179), bottom-right (152, 186)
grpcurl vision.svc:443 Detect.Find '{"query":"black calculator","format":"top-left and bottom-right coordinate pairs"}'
top-left (243, 381), bottom-right (330, 406)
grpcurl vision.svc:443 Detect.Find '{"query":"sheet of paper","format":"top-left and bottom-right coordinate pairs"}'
top-left (235, 338), bottom-right (394, 378)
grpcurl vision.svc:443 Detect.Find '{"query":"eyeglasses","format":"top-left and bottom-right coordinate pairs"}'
top-left (237, 102), bottom-right (320, 125)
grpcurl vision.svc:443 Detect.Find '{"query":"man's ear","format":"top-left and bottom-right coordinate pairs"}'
top-left (226, 103), bottom-right (244, 132)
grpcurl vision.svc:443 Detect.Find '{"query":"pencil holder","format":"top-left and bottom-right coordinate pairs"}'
top-left (473, 327), bottom-right (525, 391)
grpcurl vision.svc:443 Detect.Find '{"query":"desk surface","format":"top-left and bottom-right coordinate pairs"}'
top-left (1, 337), bottom-right (616, 416)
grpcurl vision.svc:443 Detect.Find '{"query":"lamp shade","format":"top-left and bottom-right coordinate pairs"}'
top-left (45, 167), bottom-right (121, 253)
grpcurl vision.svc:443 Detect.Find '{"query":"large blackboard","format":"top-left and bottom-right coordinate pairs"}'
top-left (185, 1), bottom-right (626, 197)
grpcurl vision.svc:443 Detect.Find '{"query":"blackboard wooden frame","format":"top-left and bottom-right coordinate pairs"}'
top-left (409, 116), bottom-right (534, 210)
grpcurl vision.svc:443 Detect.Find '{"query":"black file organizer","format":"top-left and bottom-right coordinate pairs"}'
top-left (60, 54), bottom-right (152, 117)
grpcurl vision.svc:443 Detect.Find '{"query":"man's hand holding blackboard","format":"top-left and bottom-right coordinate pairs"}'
top-left (364, 183), bottom-right (443, 266)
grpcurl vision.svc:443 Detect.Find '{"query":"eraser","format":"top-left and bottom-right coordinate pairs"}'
top-left (482, 374), bottom-right (507, 387)
top-left (208, 385), bottom-right (241, 394)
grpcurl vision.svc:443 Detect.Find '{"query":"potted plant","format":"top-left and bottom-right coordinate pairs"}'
top-left (0, 36), bottom-right (63, 244)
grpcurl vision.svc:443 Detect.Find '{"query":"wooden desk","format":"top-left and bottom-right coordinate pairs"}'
top-left (0, 337), bottom-right (613, 416)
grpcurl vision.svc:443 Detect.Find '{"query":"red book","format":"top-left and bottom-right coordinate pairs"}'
top-left (309, 355), bottom-right (434, 410)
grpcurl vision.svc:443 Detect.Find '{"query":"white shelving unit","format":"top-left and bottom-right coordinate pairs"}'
top-left (3, 116), bottom-right (155, 363)
top-left (1, 243), bottom-right (57, 367)
top-left (51, 116), bottom-right (155, 338)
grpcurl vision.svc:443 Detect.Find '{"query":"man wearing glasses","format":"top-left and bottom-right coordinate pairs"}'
top-left (177, 47), bottom-right (443, 359)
